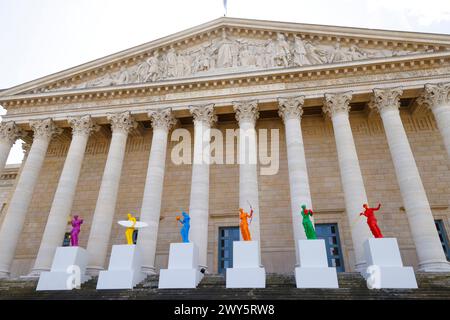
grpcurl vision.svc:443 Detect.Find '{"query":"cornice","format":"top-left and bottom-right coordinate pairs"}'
top-left (1, 17), bottom-right (449, 98)
top-left (1, 51), bottom-right (449, 111)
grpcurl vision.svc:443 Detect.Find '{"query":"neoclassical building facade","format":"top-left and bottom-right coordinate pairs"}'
top-left (0, 17), bottom-right (449, 278)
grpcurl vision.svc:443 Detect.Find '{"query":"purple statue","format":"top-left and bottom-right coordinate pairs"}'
top-left (70, 215), bottom-right (83, 246)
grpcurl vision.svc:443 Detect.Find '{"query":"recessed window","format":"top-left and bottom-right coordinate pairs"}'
top-left (435, 220), bottom-right (450, 261)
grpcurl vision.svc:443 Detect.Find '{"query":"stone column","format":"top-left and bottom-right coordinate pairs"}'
top-left (233, 100), bottom-right (261, 243)
top-left (422, 83), bottom-right (450, 159)
top-left (0, 119), bottom-right (61, 278)
top-left (370, 87), bottom-right (450, 272)
top-left (323, 92), bottom-right (372, 272)
top-left (188, 104), bottom-right (217, 270)
top-left (86, 111), bottom-right (137, 275)
top-left (0, 122), bottom-right (24, 174)
top-left (137, 108), bottom-right (176, 275)
top-left (30, 116), bottom-right (99, 275)
top-left (278, 96), bottom-right (313, 265)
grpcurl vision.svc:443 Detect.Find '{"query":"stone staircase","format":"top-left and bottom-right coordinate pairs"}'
top-left (0, 273), bottom-right (449, 300)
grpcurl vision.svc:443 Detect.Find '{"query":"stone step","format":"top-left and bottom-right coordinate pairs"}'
top-left (0, 273), bottom-right (449, 300)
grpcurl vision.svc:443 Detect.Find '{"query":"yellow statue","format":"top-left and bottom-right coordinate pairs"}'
top-left (125, 213), bottom-right (136, 245)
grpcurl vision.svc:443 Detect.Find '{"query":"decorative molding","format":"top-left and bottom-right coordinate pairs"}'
top-left (29, 118), bottom-right (63, 141)
top-left (189, 103), bottom-right (217, 126)
top-left (107, 111), bottom-right (138, 134)
top-left (68, 115), bottom-right (100, 136)
top-left (369, 87), bottom-right (403, 113)
top-left (0, 121), bottom-right (25, 145)
top-left (233, 100), bottom-right (259, 125)
top-left (323, 91), bottom-right (353, 117)
top-left (148, 108), bottom-right (177, 131)
top-left (2, 53), bottom-right (450, 114)
top-left (277, 96), bottom-right (305, 122)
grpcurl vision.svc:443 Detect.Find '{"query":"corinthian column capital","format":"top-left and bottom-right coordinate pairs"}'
top-left (68, 115), bottom-right (100, 136)
top-left (323, 91), bottom-right (353, 117)
top-left (0, 121), bottom-right (25, 145)
top-left (30, 118), bottom-right (63, 141)
top-left (148, 108), bottom-right (177, 131)
top-left (278, 96), bottom-right (305, 122)
top-left (369, 87), bottom-right (403, 113)
top-left (189, 104), bottom-right (217, 126)
top-left (107, 111), bottom-right (137, 134)
top-left (233, 100), bottom-right (259, 125)
top-left (421, 82), bottom-right (450, 109)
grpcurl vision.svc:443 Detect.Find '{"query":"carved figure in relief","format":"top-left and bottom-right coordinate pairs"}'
top-left (166, 48), bottom-right (178, 77)
top-left (273, 33), bottom-right (291, 67)
top-left (113, 66), bottom-right (130, 85)
top-left (146, 52), bottom-right (161, 82)
top-left (347, 45), bottom-right (368, 60)
top-left (215, 30), bottom-right (236, 68)
top-left (292, 36), bottom-right (310, 66)
top-left (304, 41), bottom-right (329, 64)
top-left (329, 43), bottom-right (351, 63)
top-left (195, 46), bottom-right (211, 72)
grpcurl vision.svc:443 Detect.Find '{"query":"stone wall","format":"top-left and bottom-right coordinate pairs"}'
top-left (5, 108), bottom-right (450, 277)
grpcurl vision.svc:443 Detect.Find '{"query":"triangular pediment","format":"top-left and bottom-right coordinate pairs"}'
top-left (2, 17), bottom-right (450, 98)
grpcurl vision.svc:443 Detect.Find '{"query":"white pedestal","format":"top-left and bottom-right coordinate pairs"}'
top-left (36, 247), bottom-right (91, 291)
top-left (363, 238), bottom-right (418, 289)
top-left (226, 241), bottom-right (266, 288)
top-left (294, 239), bottom-right (339, 288)
top-left (96, 245), bottom-right (146, 290)
top-left (158, 243), bottom-right (204, 289)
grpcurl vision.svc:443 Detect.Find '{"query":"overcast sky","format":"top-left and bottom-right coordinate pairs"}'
top-left (1, 0), bottom-right (450, 164)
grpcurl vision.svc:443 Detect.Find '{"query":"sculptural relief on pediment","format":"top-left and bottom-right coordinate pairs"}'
top-left (38, 29), bottom-right (442, 93)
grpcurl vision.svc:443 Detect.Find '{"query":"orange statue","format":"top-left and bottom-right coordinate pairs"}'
top-left (239, 207), bottom-right (253, 241)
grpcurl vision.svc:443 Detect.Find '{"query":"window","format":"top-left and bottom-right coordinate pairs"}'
top-left (435, 220), bottom-right (450, 261)
top-left (218, 227), bottom-right (240, 274)
top-left (62, 232), bottom-right (71, 247)
top-left (132, 230), bottom-right (139, 245)
top-left (314, 223), bottom-right (345, 272)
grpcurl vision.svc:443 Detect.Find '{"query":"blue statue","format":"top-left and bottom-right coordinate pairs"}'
top-left (176, 211), bottom-right (190, 243)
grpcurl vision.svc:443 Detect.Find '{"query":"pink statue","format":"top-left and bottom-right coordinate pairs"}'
top-left (70, 215), bottom-right (83, 246)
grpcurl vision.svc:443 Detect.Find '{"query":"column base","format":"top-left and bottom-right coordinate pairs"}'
top-left (22, 268), bottom-right (50, 279)
top-left (86, 266), bottom-right (104, 277)
top-left (355, 261), bottom-right (368, 274)
top-left (141, 265), bottom-right (157, 275)
top-left (418, 260), bottom-right (450, 273)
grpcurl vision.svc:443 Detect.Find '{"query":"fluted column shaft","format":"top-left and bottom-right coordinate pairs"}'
top-left (86, 112), bottom-right (136, 274)
top-left (234, 101), bottom-right (261, 243)
top-left (423, 83), bottom-right (450, 159)
top-left (371, 88), bottom-right (450, 272)
top-left (0, 119), bottom-right (61, 278)
top-left (323, 92), bottom-right (372, 272)
top-left (278, 96), bottom-right (312, 265)
top-left (0, 122), bottom-right (24, 174)
top-left (31, 116), bottom-right (98, 274)
top-left (188, 104), bottom-right (216, 269)
top-left (138, 109), bottom-right (175, 274)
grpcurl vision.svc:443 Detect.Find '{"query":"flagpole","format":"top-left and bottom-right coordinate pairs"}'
top-left (223, 0), bottom-right (227, 17)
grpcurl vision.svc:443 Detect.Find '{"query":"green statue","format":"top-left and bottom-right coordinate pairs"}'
top-left (301, 204), bottom-right (317, 240)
